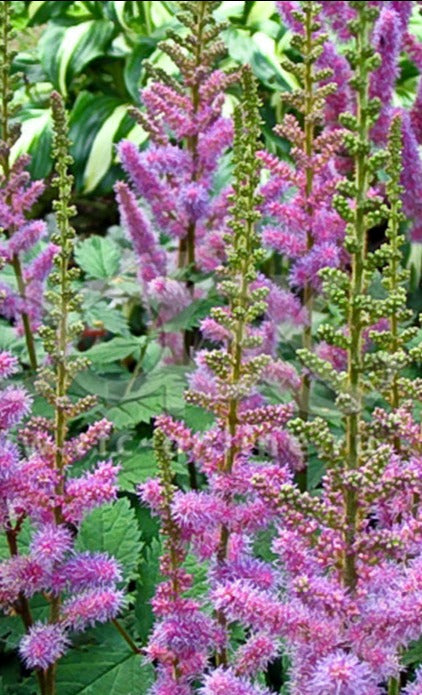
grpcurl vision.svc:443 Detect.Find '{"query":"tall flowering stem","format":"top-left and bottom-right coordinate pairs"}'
top-left (340, 2), bottom-right (382, 591)
top-left (212, 66), bottom-right (265, 662)
top-left (117, 0), bottom-right (236, 365)
top-left (262, 1), bottom-right (347, 489)
top-left (0, 2), bottom-right (37, 369)
top-left (29, 93), bottom-right (123, 695)
top-left (141, 68), bottom-right (298, 692)
top-left (280, 2), bottom-right (332, 424)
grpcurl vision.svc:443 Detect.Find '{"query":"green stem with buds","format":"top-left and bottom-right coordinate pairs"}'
top-left (344, 5), bottom-right (372, 593)
top-left (0, 1), bottom-right (38, 370)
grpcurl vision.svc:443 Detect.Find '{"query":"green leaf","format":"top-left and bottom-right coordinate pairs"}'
top-left (39, 19), bottom-right (115, 95)
top-left (85, 337), bottom-right (146, 364)
top-left (119, 445), bottom-right (157, 491)
top-left (83, 103), bottom-right (130, 193)
top-left (124, 38), bottom-right (156, 103)
top-left (55, 644), bottom-right (153, 695)
top-left (12, 107), bottom-right (53, 180)
top-left (75, 499), bottom-right (141, 582)
top-left (107, 367), bottom-right (187, 428)
top-left (84, 302), bottom-right (130, 337)
top-left (403, 636), bottom-right (422, 666)
top-left (0, 519), bottom-right (32, 561)
top-left (27, 1), bottom-right (73, 25)
top-left (134, 539), bottom-right (161, 641)
top-left (75, 236), bottom-right (120, 279)
top-left (160, 297), bottom-right (219, 332)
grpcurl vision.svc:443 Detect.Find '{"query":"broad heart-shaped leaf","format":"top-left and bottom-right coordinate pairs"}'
top-left (55, 644), bottom-right (154, 695)
top-left (75, 499), bottom-right (141, 582)
top-left (75, 236), bottom-right (120, 279)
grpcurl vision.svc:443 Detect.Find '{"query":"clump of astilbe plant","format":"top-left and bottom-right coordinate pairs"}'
top-left (139, 68), bottom-right (298, 695)
top-left (0, 93), bottom-right (123, 695)
top-left (0, 1), bottom-right (57, 370)
top-left (207, 4), bottom-right (422, 692)
top-left (115, 0), bottom-right (237, 364)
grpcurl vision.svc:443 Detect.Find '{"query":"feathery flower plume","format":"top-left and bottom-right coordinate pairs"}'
top-left (116, 1), bottom-right (236, 363)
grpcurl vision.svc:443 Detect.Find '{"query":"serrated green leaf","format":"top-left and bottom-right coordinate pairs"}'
top-left (76, 499), bottom-right (141, 582)
top-left (55, 644), bottom-right (153, 695)
top-left (108, 366), bottom-right (187, 427)
top-left (84, 302), bottom-right (130, 337)
top-left (135, 538), bottom-right (161, 641)
top-left (160, 297), bottom-right (219, 332)
top-left (119, 445), bottom-right (157, 491)
top-left (85, 337), bottom-right (146, 364)
top-left (75, 236), bottom-right (120, 279)
top-left (107, 397), bottom-right (162, 428)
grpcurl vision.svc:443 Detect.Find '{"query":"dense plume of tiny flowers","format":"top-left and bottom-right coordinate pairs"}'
top-left (0, 350), bottom-right (122, 668)
top-left (0, 155), bottom-right (58, 334)
top-left (115, 3), bottom-right (237, 362)
top-left (259, 127), bottom-right (347, 293)
top-left (19, 623), bottom-right (70, 670)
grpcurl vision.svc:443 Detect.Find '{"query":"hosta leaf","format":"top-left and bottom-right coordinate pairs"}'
top-left (83, 103), bottom-right (129, 193)
top-left (124, 38), bottom-right (156, 103)
top-left (11, 107), bottom-right (53, 180)
top-left (39, 19), bottom-right (115, 95)
top-left (55, 645), bottom-right (153, 695)
top-left (75, 236), bottom-right (120, 279)
top-left (69, 92), bottom-right (142, 193)
top-left (75, 499), bottom-right (141, 582)
top-left (27, 0), bottom-right (73, 25)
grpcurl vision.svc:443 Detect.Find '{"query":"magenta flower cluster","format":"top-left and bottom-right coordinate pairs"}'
top-left (0, 352), bottom-right (122, 668)
top-left (0, 155), bottom-right (57, 335)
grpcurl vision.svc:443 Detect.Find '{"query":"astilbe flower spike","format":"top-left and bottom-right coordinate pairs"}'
top-left (141, 67), bottom-right (300, 692)
top-left (0, 1), bottom-right (57, 369)
top-left (0, 94), bottom-right (123, 694)
top-left (259, 1), bottom-right (348, 495)
top-left (116, 1), bottom-right (237, 364)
